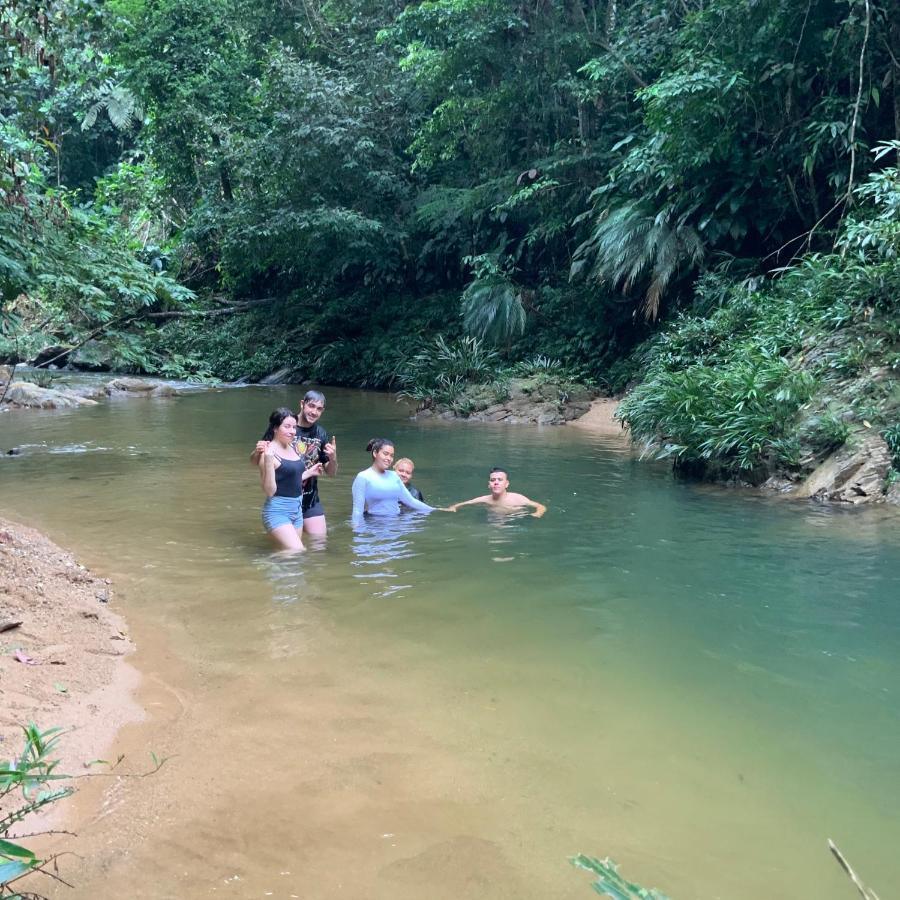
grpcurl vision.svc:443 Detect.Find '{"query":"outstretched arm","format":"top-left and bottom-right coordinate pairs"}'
top-left (446, 495), bottom-right (489, 512)
top-left (397, 482), bottom-right (434, 514)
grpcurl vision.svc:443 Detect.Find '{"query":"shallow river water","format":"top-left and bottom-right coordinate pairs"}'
top-left (1, 385), bottom-right (898, 899)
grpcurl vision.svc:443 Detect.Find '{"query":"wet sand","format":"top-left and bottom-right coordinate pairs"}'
top-left (568, 398), bottom-right (627, 438)
top-left (0, 517), bottom-right (143, 771)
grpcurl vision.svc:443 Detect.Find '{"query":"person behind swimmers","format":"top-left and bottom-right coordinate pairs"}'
top-left (253, 389), bottom-right (337, 538)
top-left (351, 439), bottom-right (434, 526)
top-left (258, 408), bottom-right (324, 552)
top-left (394, 457), bottom-right (425, 504)
top-left (447, 467), bottom-right (547, 518)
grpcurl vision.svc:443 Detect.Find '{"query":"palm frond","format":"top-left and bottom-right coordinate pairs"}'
top-left (572, 201), bottom-right (705, 320)
top-left (460, 274), bottom-right (526, 345)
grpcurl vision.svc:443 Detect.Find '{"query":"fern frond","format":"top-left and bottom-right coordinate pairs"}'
top-left (572, 201), bottom-right (705, 319)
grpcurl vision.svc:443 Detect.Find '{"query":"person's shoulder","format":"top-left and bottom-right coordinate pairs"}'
top-left (299, 422), bottom-right (327, 439)
top-left (505, 492), bottom-right (531, 504)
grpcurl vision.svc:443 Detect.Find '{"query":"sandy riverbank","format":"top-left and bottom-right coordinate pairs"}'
top-left (569, 397), bottom-right (627, 438)
top-left (0, 517), bottom-right (143, 772)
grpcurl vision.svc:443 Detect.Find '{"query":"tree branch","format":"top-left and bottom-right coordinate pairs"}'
top-left (26, 297), bottom-right (281, 370)
top-left (846, 0), bottom-right (872, 205)
top-left (595, 39), bottom-right (647, 89)
top-left (143, 297), bottom-right (279, 319)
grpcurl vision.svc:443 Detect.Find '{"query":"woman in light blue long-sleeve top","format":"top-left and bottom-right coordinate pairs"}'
top-left (351, 438), bottom-right (434, 525)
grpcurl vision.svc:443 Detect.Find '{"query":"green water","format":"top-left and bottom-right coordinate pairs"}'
top-left (1, 385), bottom-right (898, 899)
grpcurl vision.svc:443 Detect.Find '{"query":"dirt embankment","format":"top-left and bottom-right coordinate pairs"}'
top-left (568, 397), bottom-right (625, 437)
top-left (0, 518), bottom-right (142, 769)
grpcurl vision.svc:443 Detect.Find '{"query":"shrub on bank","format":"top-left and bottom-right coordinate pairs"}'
top-left (618, 153), bottom-right (900, 481)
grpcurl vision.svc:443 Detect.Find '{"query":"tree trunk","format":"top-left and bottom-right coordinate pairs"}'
top-left (892, 19), bottom-right (900, 164)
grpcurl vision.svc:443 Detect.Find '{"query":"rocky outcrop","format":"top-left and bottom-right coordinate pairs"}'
top-left (416, 377), bottom-right (596, 426)
top-left (258, 366), bottom-right (294, 385)
top-left (797, 432), bottom-right (892, 504)
top-left (31, 344), bottom-right (71, 368)
top-left (2, 375), bottom-right (187, 410)
top-left (105, 377), bottom-right (178, 397)
top-left (2, 380), bottom-right (100, 409)
top-left (70, 340), bottom-right (115, 372)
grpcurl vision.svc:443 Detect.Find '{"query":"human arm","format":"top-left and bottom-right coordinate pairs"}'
top-left (445, 495), bottom-right (489, 512)
top-left (303, 462), bottom-right (324, 483)
top-left (259, 446), bottom-right (279, 497)
top-left (322, 434), bottom-right (338, 476)
top-left (250, 440), bottom-right (269, 466)
top-left (397, 480), bottom-right (435, 514)
top-left (510, 493), bottom-right (546, 518)
top-left (351, 471), bottom-right (368, 525)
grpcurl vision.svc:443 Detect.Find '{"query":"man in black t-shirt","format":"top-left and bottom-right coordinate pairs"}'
top-left (253, 390), bottom-right (338, 536)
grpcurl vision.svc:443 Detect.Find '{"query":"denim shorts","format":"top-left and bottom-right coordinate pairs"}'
top-left (262, 496), bottom-right (302, 531)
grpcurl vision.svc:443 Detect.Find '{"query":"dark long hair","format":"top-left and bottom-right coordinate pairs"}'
top-left (366, 437), bottom-right (394, 457)
top-left (263, 407), bottom-right (297, 441)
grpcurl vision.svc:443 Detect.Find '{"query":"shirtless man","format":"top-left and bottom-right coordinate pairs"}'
top-left (448, 467), bottom-right (546, 518)
top-left (252, 390), bottom-right (338, 536)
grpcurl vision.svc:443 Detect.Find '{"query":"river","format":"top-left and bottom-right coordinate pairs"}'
top-left (1, 384), bottom-right (898, 899)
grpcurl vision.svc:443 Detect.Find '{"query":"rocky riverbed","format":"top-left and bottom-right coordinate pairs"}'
top-left (0, 365), bottom-right (187, 412)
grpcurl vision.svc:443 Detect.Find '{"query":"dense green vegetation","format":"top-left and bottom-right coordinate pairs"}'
top-left (620, 146), bottom-right (900, 479)
top-left (2, 0), bottom-right (899, 478)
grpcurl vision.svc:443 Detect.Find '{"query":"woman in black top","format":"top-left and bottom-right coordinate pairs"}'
top-left (252, 390), bottom-right (338, 540)
top-left (258, 408), bottom-right (322, 552)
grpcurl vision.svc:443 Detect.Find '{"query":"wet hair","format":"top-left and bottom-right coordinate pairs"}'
top-left (302, 389), bottom-right (326, 407)
top-left (394, 457), bottom-right (414, 470)
top-left (489, 466), bottom-right (508, 477)
top-left (366, 438), bottom-right (394, 456)
top-left (263, 407), bottom-right (297, 441)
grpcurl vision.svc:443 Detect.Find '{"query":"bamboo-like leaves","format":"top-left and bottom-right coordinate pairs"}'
top-left (461, 274), bottom-right (526, 346)
top-left (571, 202), bottom-right (705, 321)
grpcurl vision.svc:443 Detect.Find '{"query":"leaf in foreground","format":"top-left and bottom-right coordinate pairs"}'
top-left (571, 855), bottom-right (672, 899)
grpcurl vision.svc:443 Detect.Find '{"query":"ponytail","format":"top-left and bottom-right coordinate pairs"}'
top-left (366, 437), bottom-right (394, 456)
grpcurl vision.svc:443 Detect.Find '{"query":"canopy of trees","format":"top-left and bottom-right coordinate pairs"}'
top-left (2, 0), bottom-right (899, 390)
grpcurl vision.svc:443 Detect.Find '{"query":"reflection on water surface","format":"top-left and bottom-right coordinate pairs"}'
top-left (1, 386), bottom-right (898, 899)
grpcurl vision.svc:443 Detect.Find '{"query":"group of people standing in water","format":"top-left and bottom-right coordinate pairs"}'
top-left (253, 390), bottom-right (547, 552)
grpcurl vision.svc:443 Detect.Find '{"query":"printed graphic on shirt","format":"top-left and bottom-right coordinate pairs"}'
top-left (293, 423), bottom-right (329, 510)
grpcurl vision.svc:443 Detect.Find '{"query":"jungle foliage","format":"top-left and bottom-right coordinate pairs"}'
top-left (619, 148), bottom-right (900, 478)
top-left (2, 0), bottom-right (900, 472)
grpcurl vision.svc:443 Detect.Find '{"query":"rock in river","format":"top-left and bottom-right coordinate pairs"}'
top-left (2, 380), bottom-right (99, 409)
